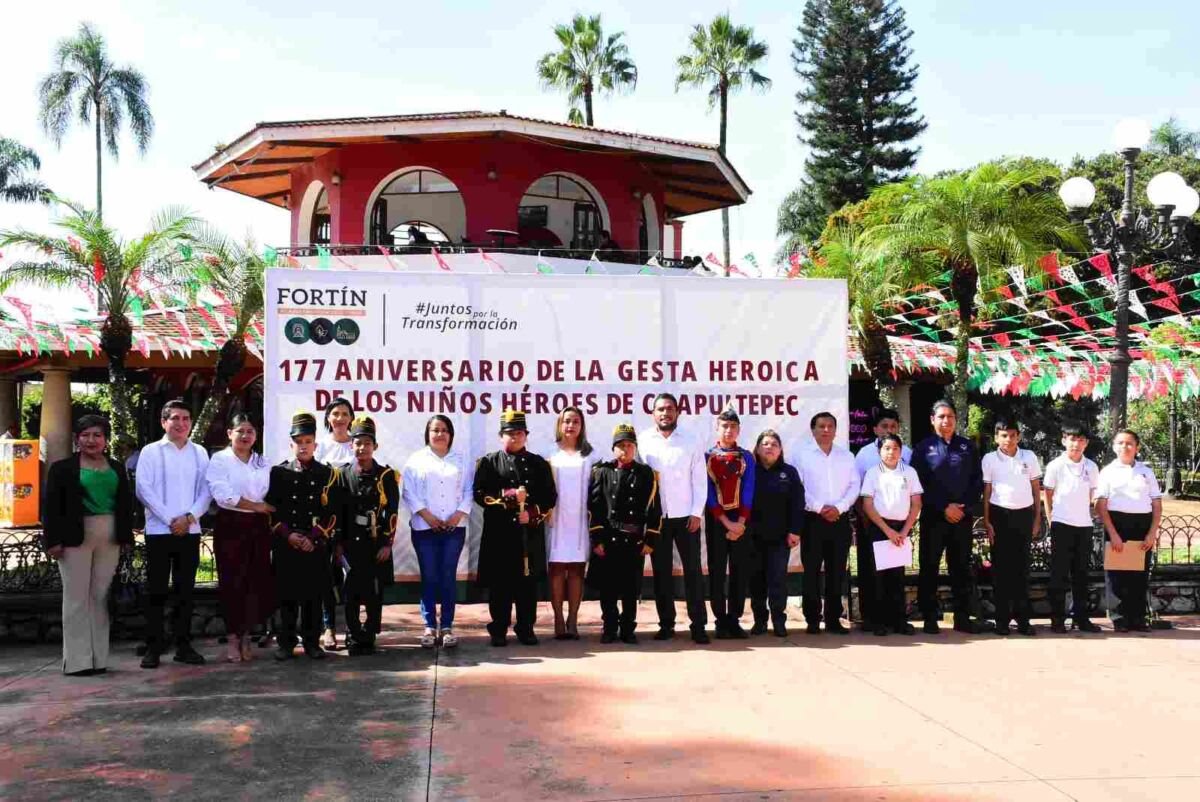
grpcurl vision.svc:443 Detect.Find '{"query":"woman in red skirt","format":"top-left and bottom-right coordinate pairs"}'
top-left (205, 414), bottom-right (277, 662)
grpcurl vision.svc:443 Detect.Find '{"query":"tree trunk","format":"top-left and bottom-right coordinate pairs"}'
top-left (190, 338), bottom-right (247, 444)
top-left (584, 83), bottom-right (594, 127)
top-left (948, 264), bottom-right (978, 434)
top-left (94, 93), bottom-right (103, 219)
top-left (860, 326), bottom-right (898, 410)
top-left (100, 314), bottom-right (135, 443)
top-left (719, 82), bottom-right (730, 274)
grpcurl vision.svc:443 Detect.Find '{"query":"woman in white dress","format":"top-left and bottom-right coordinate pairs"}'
top-left (545, 407), bottom-right (601, 639)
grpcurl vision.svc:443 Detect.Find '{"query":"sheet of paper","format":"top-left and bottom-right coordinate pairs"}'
top-left (873, 538), bottom-right (913, 571)
top-left (1104, 542), bottom-right (1148, 571)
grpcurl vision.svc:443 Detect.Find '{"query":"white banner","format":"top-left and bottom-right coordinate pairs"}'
top-left (265, 255), bottom-right (848, 580)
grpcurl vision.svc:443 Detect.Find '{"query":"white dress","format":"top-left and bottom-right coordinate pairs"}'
top-left (546, 448), bottom-right (602, 563)
top-left (316, 436), bottom-right (355, 467)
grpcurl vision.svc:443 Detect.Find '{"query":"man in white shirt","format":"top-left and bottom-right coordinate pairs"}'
top-left (135, 400), bottom-right (212, 668)
top-left (853, 408), bottom-right (911, 630)
top-left (981, 418), bottom-right (1042, 636)
top-left (853, 409), bottom-right (913, 480)
top-left (1042, 422), bottom-right (1101, 633)
top-left (639, 393), bottom-right (710, 644)
top-left (797, 412), bottom-right (860, 634)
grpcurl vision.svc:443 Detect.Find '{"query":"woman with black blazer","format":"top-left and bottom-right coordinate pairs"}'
top-left (747, 430), bottom-right (805, 637)
top-left (43, 415), bottom-right (134, 675)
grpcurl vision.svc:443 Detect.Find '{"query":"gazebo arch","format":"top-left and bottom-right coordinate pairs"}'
top-left (516, 172), bottom-right (611, 251)
top-left (362, 167), bottom-right (466, 246)
top-left (296, 180), bottom-right (327, 247)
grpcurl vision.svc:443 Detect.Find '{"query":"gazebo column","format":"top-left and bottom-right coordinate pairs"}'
top-left (0, 376), bottom-right (19, 437)
top-left (895, 381), bottom-right (913, 441)
top-left (39, 368), bottom-right (73, 463)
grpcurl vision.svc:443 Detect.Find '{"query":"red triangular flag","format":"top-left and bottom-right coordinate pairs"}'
top-left (1038, 252), bottom-right (1062, 284)
top-left (1088, 253), bottom-right (1113, 279)
top-left (93, 251), bottom-right (105, 284)
top-left (432, 247), bottom-right (452, 272)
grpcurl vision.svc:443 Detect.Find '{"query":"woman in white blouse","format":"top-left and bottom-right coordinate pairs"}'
top-left (401, 415), bottom-right (474, 648)
top-left (205, 414), bottom-right (276, 662)
top-left (545, 407), bottom-right (602, 640)
top-left (315, 397), bottom-right (355, 649)
top-left (1095, 429), bottom-right (1163, 632)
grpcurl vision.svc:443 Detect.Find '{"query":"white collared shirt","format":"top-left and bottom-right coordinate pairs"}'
top-left (1043, 453), bottom-right (1099, 527)
top-left (854, 440), bottom-right (913, 480)
top-left (637, 425), bottom-right (706, 518)
top-left (135, 436), bottom-right (212, 535)
top-left (1097, 460), bottom-right (1162, 514)
top-left (982, 448), bottom-right (1042, 510)
top-left (401, 446), bottom-right (474, 530)
top-left (798, 442), bottom-right (860, 514)
top-left (860, 462), bottom-right (923, 521)
top-left (206, 447), bottom-right (272, 513)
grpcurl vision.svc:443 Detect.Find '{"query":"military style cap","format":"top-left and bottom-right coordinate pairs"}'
top-left (290, 410), bottom-right (318, 437)
top-left (612, 423), bottom-right (637, 447)
top-left (350, 415), bottom-right (377, 441)
top-left (499, 409), bottom-right (528, 433)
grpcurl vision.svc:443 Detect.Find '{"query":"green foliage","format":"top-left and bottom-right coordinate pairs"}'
top-left (1149, 117), bottom-right (1200, 157)
top-left (19, 384), bottom-right (127, 442)
top-left (791, 0), bottom-right (925, 219)
top-left (775, 181), bottom-right (826, 260)
top-left (0, 137), bottom-right (50, 204)
top-left (536, 14), bottom-right (636, 127)
top-left (969, 393), bottom-right (1106, 466)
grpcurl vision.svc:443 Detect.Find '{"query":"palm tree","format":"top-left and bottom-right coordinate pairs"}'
top-left (1149, 117), bottom-right (1200, 157)
top-left (864, 162), bottom-right (1084, 426)
top-left (0, 197), bottom-right (194, 441)
top-left (184, 226), bottom-right (266, 443)
top-left (808, 226), bottom-right (932, 410)
top-left (38, 22), bottom-right (153, 219)
top-left (675, 14), bottom-right (771, 273)
top-left (536, 14), bottom-right (637, 126)
top-left (0, 138), bottom-right (50, 204)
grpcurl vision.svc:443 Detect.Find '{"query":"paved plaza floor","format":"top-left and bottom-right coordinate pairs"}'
top-left (1, 604), bottom-right (1198, 801)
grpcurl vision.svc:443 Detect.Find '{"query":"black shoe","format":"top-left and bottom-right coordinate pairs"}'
top-left (1113, 619), bottom-right (1131, 633)
top-left (489, 634), bottom-right (508, 647)
top-left (620, 631), bottom-right (638, 644)
top-left (806, 622), bottom-right (822, 635)
top-left (953, 619), bottom-right (984, 634)
top-left (896, 623), bottom-right (915, 636)
top-left (1076, 619), bottom-right (1102, 633)
top-left (827, 622), bottom-right (850, 635)
top-left (923, 619), bottom-right (940, 635)
top-left (553, 632), bottom-right (571, 641)
top-left (653, 627), bottom-right (675, 641)
top-left (690, 627), bottom-right (710, 644)
top-left (1016, 622), bottom-right (1037, 636)
top-left (873, 625), bottom-right (889, 637)
top-left (173, 645), bottom-right (206, 665)
top-left (994, 623), bottom-right (1011, 636)
top-left (772, 619), bottom-right (788, 637)
top-left (1129, 620), bottom-right (1151, 632)
top-left (1051, 619), bottom-right (1068, 634)
top-left (714, 624), bottom-right (733, 640)
top-left (750, 620), bottom-right (769, 636)
top-left (91, 668), bottom-right (107, 675)
top-left (600, 631), bottom-right (617, 644)
top-left (347, 641), bottom-right (375, 656)
top-left (302, 643), bottom-right (326, 659)
top-left (140, 651), bottom-right (161, 669)
top-left (516, 632), bottom-right (539, 646)
top-left (66, 668), bottom-right (96, 677)
top-left (729, 623), bottom-right (750, 639)
top-left (136, 643), bottom-right (149, 657)
top-left (274, 645), bottom-right (295, 661)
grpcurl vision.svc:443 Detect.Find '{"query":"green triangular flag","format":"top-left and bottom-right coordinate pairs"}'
top-left (1097, 311), bottom-right (1116, 325)
top-left (180, 244), bottom-right (193, 260)
top-left (263, 247), bottom-right (278, 267)
top-left (535, 252), bottom-right (554, 275)
top-left (130, 296), bottom-right (144, 325)
top-left (317, 246), bottom-right (331, 269)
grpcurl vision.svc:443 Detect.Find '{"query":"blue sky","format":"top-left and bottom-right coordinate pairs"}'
top-left (2, 0), bottom-right (1199, 271)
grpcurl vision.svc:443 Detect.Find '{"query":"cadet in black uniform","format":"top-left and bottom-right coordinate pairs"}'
top-left (265, 411), bottom-right (342, 660)
top-left (337, 416), bottom-right (399, 656)
top-left (473, 410), bottom-right (557, 647)
top-left (587, 424), bottom-right (662, 644)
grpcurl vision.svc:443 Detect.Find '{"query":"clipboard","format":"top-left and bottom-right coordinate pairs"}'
top-left (1104, 543), bottom-right (1148, 571)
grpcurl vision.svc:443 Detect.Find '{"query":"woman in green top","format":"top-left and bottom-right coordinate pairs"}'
top-left (43, 415), bottom-right (135, 676)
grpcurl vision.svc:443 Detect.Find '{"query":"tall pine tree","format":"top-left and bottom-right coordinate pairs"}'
top-left (789, 0), bottom-right (925, 234)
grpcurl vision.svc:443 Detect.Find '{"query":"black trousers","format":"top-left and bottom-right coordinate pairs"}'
top-left (651, 516), bottom-right (707, 630)
top-left (344, 588), bottom-right (382, 644)
top-left (488, 573), bottom-right (537, 637)
top-left (705, 513), bottom-right (753, 627)
top-left (1050, 522), bottom-right (1093, 620)
top-left (1108, 511), bottom-right (1152, 624)
top-left (597, 542), bottom-right (643, 635)
top-left (749, 538), bottom-right (790, 625)
top-left (990, 505), bottom-right (1034, 625)
top-left (918, 511), bottom-right (976, 622)
top-left (144, 533), bottom-right (200, 651)
top-left (801, 512), bottom-right (851, 625)
top-left (321, 551), bottom-right (342, 634)
top-left (279, 599), bottom-right (322, 649)
top-left (854, 509), bottom-right (877, 626)
top-left (864, 520), bottom-right (908, 629)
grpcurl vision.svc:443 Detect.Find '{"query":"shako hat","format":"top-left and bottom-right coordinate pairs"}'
top-left (499, 409), bottom-right (528, 433)
top-left (350, 416), bottom-right (377, 441)
top-left (289, 411), bottom-right (318, 438)
top-left (612, 423), bottom-right (637, 447)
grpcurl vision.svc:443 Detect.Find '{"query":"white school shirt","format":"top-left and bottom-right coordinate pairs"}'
top-left (205, 447), bottom-right (272, 513)
top-left (401, 446), bottom-right (474, 531)
top-left (1042, 454), bottom-right (1099, 528)
top-left (1096, 460), bottom-right (1162, 514)
top-left (854, 440), bottom-right (913, 480)
top-left (135, 437), bottom-right (212, 535)
top-left (798, 443), bottom-right (860, 514)
top-left (637, 426), bottom-right (706, 519)
top-left (860, 462), bottom-right (923, 521)
top-left (982, 448), bottom-right (1042, 510)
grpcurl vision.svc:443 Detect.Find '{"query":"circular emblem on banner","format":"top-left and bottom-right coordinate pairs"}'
top-left (284, 317), bottom-right (310, 344)
top-left (333, 318), bottom-right (360, 346)
top-left (308, 317), bottom-right (334, 345)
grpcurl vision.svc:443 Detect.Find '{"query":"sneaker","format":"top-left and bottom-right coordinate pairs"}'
top-left (690, 627), bottom-right (710, 644)
top-left (140, 650), bottom-right (161, 669)
top-left (174, 645), bottom-right (206, 665)
top-left (441, 630), bottom-right (459, 649)
top-left (1076, 619), bottom-right (1102, 633)
top-left (420, 629), bottom-right (437, 649)
top-left (653, 627), bottom-right (675, 641)
top-left (923, 619), bottom-right (941, 635)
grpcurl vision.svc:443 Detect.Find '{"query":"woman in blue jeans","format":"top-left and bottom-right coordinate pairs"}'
top-left (401, 415), bottom-right (474, 648)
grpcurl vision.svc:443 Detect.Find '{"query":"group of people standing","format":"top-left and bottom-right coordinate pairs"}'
top-left (40, 392), bottom-right (1163, 676)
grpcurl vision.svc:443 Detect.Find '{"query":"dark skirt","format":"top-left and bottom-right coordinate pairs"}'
top-left (214, 508), bottom-right (277, 634)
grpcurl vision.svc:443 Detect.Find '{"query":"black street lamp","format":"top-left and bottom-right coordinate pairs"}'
top-left (1058, 119), bottom-right (1198, 435)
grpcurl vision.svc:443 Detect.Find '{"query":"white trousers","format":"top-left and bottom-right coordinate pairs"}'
top-left (57, 515), bottom-right (120, 673)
